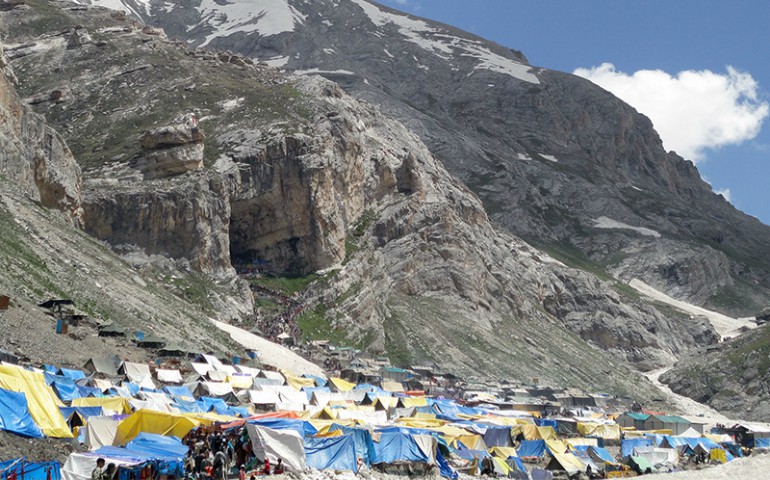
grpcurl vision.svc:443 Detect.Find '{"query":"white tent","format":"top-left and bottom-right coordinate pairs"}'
top-left (676, 427), bottom-right (703, 438)
top-left (248, 390), bottom-right (281, 405)
top-left (121, 362), bottom-right (156, 390)
top-left (84, 415), bottom-right (121, 450)
top-left (191, 362), bottom-right (214, 376)
top-left (63, 453), bottom-right (138, 480)
top-left (156, 369), bottom-right (183, 384)
top-left (246, 424), bottom-right (306, 472)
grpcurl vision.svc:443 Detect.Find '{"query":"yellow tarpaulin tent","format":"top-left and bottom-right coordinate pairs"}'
top-left (522, 424), bottom-right (557, 441)
top-left (545, 439), bottom-right (569, 455)
top-left (710, 448), bottom-right (727, 464)
top-left (227, 375), bottom-right (253, 390)
top-left (329, 377), bottom-right (355, 392)
top-left (115, 409), bottom-right (201, 445)
top-left (0, 365), bottom-right (73, 438)
top-left (549, 452), bottom-right (585, 476)
top-left (576, 422), bottom-right (621, 440)
top-left (566, 437), bottom-right (599, 448)
top-left (401, 397), bottom-right (428, 408)
top-left (72, 396), bottom-right (131, 414)
top-left (284, 374), bottom-right (316, 390)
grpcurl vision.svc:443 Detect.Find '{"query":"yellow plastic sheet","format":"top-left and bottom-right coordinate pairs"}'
top-left (115, 409), bottom-right (201, 445)
top-left (329, 377), bottom-right (355, 392)
top-left (0, 366), bottom-right (73, 438)
top-left (72, 396), bottom-right (131, 414)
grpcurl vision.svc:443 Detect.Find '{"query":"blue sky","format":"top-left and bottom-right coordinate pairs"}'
top-left (376, 0), bottom-right (770, 226)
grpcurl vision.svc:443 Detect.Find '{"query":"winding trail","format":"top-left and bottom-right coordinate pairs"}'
top-left (644, 367), bottom-right (731, 425)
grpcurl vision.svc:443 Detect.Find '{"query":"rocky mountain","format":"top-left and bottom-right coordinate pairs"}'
top-left (4, 0), bottom-right (770, 416)
top-left (78, 0), bottom-right (770, 318)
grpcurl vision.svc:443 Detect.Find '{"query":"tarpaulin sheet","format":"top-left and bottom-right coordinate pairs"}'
top-left (114, 410), bottom-right (201, 445)
top-left (588, 446), bottom-right (615, 464)
top-left (84, 415), bottom-right (122, 450)
top-left (329, 424), bottom-right (376, 466)
top-left (0, 388), bottom-right (44, 438)
top-left (94, 444), bottom-right (185, 476)
top-left (248, 417), bottom-right (317, 437)
top-left (548, 452), bottom-right (584, 475)
top-left (163, 385), bottom-right (195, 400)
top-left (436, 448), bottom-right (458, 479)
top-left (621, 438), bottom-right (653, 458)
top-left (517, 440), bottom-right (546, 458)
top-left (0, 458), bottom-right (60, 480)
top-left (156, 369), bottom-right (183, 384)
top-left (246, 423), bottom-right (306, 472)
top-left (754, 437), bottom-right (770, 448)
top-left (60, 406), bottom-right (103, 420)
top-left (304, 434), bottom-right (357, 472)
top-left (371, 429), bottom-right (430, 464)
top-left (76, 385), bottom-right (103, 398)
top-left (59, 369), bottom-right (87, 381)
top-left (72, 397), bottom-right (130, 414)
top-left (62, 452), bottom-right (138, 480)
top-left (482, 425), bottom-right (512, 447)
top-left (125, 432), bottom-right (189, 457)
top-left (0, 365), bottom-right (72, 438)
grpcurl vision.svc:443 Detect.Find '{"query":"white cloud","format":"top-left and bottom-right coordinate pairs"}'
top-left (574, 63), bottom-right (769, 161)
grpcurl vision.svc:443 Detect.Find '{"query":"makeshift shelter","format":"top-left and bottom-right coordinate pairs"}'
top-left (546, 452), bottom-right (585, 476)
top-left (119, 362), bottom-right (156, 390)
top-left (371, 428), bottom-right (436, 467)
top-left (0, 388), bottom-right (45, 438)
top-left (621, 437), bottom-right (654, 458)
top-left (97, 323), bottom-right (125, 337)
top-left (84, 415), bottom-right (121, 450)
top-left (114, 409), bottom-right (201, 445)
top-left (246, 423), bottom-right (306, 472)
top-left (517, 440), bottom-right (546, 459)
top-left (0, 364), bottom-right (73, 438)
top-left (615, 412), bottom-right (649, 431)
top-left (156, 369), bottom-right (183, 384)
top-left (72, 396), bottom-right (130, 415)
top-left (0, 458), bottom-right (60, 480)
top-left (304, 434), bottom-right (358, 472)
top-left (627, 455), bottom-right (655, 474)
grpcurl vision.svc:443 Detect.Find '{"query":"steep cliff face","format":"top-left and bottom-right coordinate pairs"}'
top-left (0, 41), bottom-right (82, 221)
top-left (95, 0), bottom-right (770, 315)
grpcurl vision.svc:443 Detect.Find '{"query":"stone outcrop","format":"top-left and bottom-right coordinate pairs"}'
top-left (136, 122), bottom-right (205, 179)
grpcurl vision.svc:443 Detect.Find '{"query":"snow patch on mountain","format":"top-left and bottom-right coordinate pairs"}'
top-left (197, 0), bottom-right (306, 46)
top-left (593, 216), bottom-right (661, 238)
top-left (350, 0), bottom-right (538, 84)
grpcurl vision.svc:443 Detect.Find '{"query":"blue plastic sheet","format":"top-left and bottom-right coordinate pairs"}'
top-left (59, 368), bottom-right (87, 381)
top-left (329, 425), bottom-right (376, 466)
top-left (481, 425), bottom-right (512, 447)
top-left (172, 398), bottom-right (204, 413)
top-left (96, 435), bottom-right (187, 477)
top-left (59, 406), bottom-right (104, 420)
top-left (436, 448), bottom-right (458, 479)
top-left (46, 374), bottom-right (82, 402)
top-left (621, 438), bottom-right (653, 458)
top-left (371, 429), bottom-right (430, 464)
top-left (76, 385), bottom-right (104, 398)
top-left (0, 388), bottom-right (44, 438)
top-left (535, 419), bottom-right (558, 428)
top-left (589, 446), bottom-right (615, 464)
top-left (305, 435), bottom-right (357, 472)
top-left (517, 440), bottom-right (546, 458)
top-left (199, 396), bottom-right (229, 414)
top-left (126, 433), bottom-right (189, 457)
top-left (163, 385), bottom-right (195, 399)
top-left (248, 418), bottom-right (317, 437)
top-left (0, 458), bottom-right (60, 480)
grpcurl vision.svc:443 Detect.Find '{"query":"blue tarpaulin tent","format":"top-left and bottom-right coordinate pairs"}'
top-left (328, 424), bottom-right (376, 466)
top-left (163, 386), bottom-right (194, 399)
top-left (517, 440), bottom-right (546, 458)
top-left (371, 428), bottom-right (431, 464)
top-left (47, 375), bottom-right (82, 402)
top-left (621, 438), bottom-right (653, 458)
top-left (481, 425), bottom-right (512, 447)
top-left (588, 446), bottom-right (615, 464)
top-left (95, 434), bottom-right (187, 477)
top-left (248, 418), bottom-right (317, 437)
top-left (0, 389), bottom-right (44, 438)
top-left (60, 406), bottom-right (104, 422)
top-left (305, 435), bottom-right (357, 472)
top-left (0, 458), bottom-right (60, 480)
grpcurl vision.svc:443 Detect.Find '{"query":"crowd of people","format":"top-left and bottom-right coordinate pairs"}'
top-left (181, 427), bottom-right (285, 480)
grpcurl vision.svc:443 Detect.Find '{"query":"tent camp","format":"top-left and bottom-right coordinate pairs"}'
top-left (0, 364), bottom-right (73, 438)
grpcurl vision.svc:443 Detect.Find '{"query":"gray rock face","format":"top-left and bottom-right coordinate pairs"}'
top-left (0, 41), bottom-right (82, 221)
top-left (137, 123), bottom-right (205, 179)
top-left (102, 0), bottom-right (770, 316)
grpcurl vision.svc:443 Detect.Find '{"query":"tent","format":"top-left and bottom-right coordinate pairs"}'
top-left (371, 428), bottom-right (435, 465)
top-left (84, 415), bottom-right (122, 450)
top-left (0, 458), bottom-right (60, 480)
top-left (0, 388), bottom-right (45, 438)
top-left (156, 369), bottom-right (183, 384)
top-left (546, 452), bottom-right (585, 476)
top-left (328, 424), bottom-right (376, 466)
top-left (119, 362), bottom-right (155, 390)
top-left (72, 397), bottom-right (130, 415)
top-left (0, 364), bottom-right (73, 438)
top-left (517, 440), bottom-right (546, 458)
top-left (621, 437), bottom-right (653, 458)
top-left (304, 435), bottom-right (358, 472)
top-left (82, 358), bottom-right (120, 377)
top-left (246, 423), bottom-right (306, 472)
top-left (114, 410), bottom-right (202, 445)
top-left (628, 456), bottom-right (655, 474)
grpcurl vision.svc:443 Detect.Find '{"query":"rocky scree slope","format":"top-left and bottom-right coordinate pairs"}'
top-left (1, 0), bottom-right (719, 397)
top-left (95, 0), bottom-right (770, 317)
